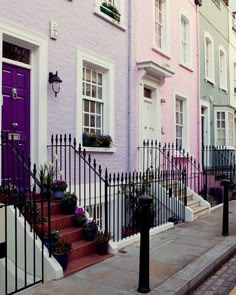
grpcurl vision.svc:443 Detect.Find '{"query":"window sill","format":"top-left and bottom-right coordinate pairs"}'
top-left (152, 47), bottom-right (171, 60)
top-left (82, 146), bottom-right (116, 153)
top-left (179, 63), bottom-right (194, 72)
top-left (204, 78), bottom-right (215, 86)
top-left (93, 7), bottom-right (127, 31)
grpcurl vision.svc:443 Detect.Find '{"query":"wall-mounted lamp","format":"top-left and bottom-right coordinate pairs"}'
top-left (48, 71), bottom-right (63, 97)
top-left (160, 98), bottom-right (166, 104)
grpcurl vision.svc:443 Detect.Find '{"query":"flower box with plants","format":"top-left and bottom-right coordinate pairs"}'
top-left (52, 239), bottom-right (72, 271)
top-left (43, 229), bottom-right (61, 252)
top-left (73, 207), bottom-right (87, 227)
top-left (82, 132), bottom-right (113, 148)
top-left (100, 2), bottom-right (121, 22)
top-left (96, 230), bottom-right (111, 255)
top-left (83, 219), bottom-right (98, 241)
top-left (51, 180), bottom-right (67, 200)
top-left (60, 192), bottom-right (77, 215)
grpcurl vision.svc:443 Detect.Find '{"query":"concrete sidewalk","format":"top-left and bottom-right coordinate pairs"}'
top-left (26, 201), bottom-right (236, 295)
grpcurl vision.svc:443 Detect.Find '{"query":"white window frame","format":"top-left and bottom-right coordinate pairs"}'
top-left (179, 11), bottom-right (192, 70)
top-left (204, 32), bottom-right (215, 84)
top-left (76, 48), bottom-right (115, 152)
top-left (219, 46), bottom-right (227, 91)
top-left (214, 108), bottom-right (234, 148)
top-left (173, 91), bottom-right (189, 151)
top-left (152, 0), bottom-right (170, 57)
top-left (93, 0), bottom-right (126, 31)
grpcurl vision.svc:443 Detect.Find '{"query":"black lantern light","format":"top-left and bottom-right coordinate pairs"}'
top-left (48, 71), bottom-right (63, 97)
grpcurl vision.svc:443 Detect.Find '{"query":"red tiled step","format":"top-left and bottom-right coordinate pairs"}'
top-left (50, 214), bottom-right (74, 230)
top-left (69, 240), bottom-right (96, 261)
top-left (59, 227), bottom-right (83, 244)
top-left (64, 253), bottom-right (113, 277)
top-left (39, 201), bottom-right (62, 217)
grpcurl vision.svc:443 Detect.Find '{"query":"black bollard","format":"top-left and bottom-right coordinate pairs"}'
top-left (221, 179), bottom-right (230, 236)
top-left (137, 194), bottom-right (153, 293)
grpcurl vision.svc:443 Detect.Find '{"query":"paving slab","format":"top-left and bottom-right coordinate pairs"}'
top-left (24, 201), bottom-right (236, 295)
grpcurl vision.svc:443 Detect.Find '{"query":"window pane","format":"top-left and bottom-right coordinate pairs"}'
top-left (82, 82), bottom-right (85, 95)
top-left (90, 101), bottom-right (95, 113)
top-left (86, 83), bottom-right (91, 96)
top-left (86, 69), bottom-right (91, 82)
top-left (84, 113), bottom-right (89, 126)
top-left (96, 116), bottom-right (101, 128)
top-left (98, 87), bottom-right (102, 99)
top-left (96, 102), bottom-right (101, 114)
top-left (98, 73), bottom-right (102, 85)
top-left (92, 71), bottom-right (96, 83)
top-left (92, 85), bottom-right (96, 98)
top-left (91, 115), bottom-right (95, 127)
top-left (83, 99), bottom-right (89, 112)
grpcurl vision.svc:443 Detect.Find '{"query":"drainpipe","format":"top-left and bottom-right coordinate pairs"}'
top-left (196, 4), bottom-right (201, 163)
top-left (127, 0), bottom-right (132, 172)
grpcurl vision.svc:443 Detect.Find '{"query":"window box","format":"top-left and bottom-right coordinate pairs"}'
top-left (83, 132), bottom-right (113, 148)
top-left (100, 2), bottom-right (121, 22)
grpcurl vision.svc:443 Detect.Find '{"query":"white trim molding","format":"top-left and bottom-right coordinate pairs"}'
top-left (218, 45), bottom-right (228, 92)
top-left (0, 18), bottom-right (48, 170)
top-left (204, 31), bottom-right (215, 85)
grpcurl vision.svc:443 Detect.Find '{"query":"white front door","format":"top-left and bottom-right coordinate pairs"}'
top-left (142, 87), bottom-right (155, 141)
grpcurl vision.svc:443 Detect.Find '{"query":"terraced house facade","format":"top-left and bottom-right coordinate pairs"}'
top-left (1, 1), bottom-right (236, 294)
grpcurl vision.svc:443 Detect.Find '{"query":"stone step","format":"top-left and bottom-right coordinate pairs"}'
top-left (188, 199), bottom-right (200, 209)
top-left (59, 227), bottom-right (83, 244)
top-left (64, 253), bottom-right (113, 277)
top-left (193, 206), bottom-right (209, 220)
top-left (69, 240), bottom-right (96, 261)
top-left (50, 214), bottom-right (74, 230)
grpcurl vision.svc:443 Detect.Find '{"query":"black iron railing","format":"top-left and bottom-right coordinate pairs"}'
top-left (139, 140), bottom-right (236, 207)
top-left (0, 133), bottom-right (49, 295)
top-left (48, 135), bottom-right (187, 243)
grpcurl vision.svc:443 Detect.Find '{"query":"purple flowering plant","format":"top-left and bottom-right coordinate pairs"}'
top-left (51, 180), bottom-right (67, 192)
top-left (75, 207), bottom-right (85, 216)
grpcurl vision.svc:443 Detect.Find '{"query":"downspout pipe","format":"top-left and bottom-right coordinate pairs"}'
top-left (127, 0), bottom-right (132, 172)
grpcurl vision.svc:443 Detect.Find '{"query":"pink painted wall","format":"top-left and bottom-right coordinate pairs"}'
top-left (136, 0), bottom-right (200, 161)
top-left (0, 0), bottom-right (130, 173)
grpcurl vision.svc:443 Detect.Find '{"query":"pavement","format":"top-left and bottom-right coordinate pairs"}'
top-left (20, 201), bottom-right (236, 295)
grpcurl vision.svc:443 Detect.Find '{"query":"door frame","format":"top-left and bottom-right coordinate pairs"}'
top-left (200, 100), bottom-right (210, 147)
top-left (0, 19), bottom-right (48, 178)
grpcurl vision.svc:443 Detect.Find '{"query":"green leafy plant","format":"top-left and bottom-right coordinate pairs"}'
top-left (82, 132), bottom-right (113, 148)
top-left (96, 230), bottom-right (111, 244)
top-left (44, 229), bottom-right (61, 240)
top-left (53, 240), bottom-right (72, 255)
top-left (61, 192), bottom-right (77, 205)
top-left (101, 2), bottom-right (121, 22)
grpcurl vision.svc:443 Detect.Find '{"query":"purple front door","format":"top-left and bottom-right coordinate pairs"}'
top-left (2, 63), bottom-right (30, 183)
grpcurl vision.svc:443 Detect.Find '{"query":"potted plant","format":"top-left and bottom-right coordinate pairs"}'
top-left (96, 230), bottom-right (111, 255)
top-left (43, 229), bottom-right (61, 252)
top-left (82, 132), bottom-right (97, 147)
top-left (35, 216), bottom-right (48, 237)
top-left (96, 134), bottom-right (113, 148)
top-left (83, 219), bottom-right (98, 241)
top-left (52, 239), bottom-right (72, 271)
top-left (51, 180), bottom-right (67, 200)
top-left (0, 183), bottom-right (25, 208)
top-left (100, 2), bottom-right (121, 22)
top-left (60, 192), bottom-right (77, 214)
top-left (22, 201), bottom-right (39, 223)
top-left (73, 207), bottom-right (87, 227)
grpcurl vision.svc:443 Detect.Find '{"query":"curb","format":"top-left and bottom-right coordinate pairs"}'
top-left (150, 237), bottom-right (236, 295)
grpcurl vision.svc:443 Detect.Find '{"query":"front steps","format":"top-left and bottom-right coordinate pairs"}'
top-left (41, 200), bottom-right (112, 276)
top-left (187, 194), bottom-right (209, 220)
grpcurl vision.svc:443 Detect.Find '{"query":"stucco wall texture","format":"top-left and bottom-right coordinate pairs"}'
top-left (0, 0), bottom-right (131, 173)
top-left (136, 0), bottom-right (200, 160)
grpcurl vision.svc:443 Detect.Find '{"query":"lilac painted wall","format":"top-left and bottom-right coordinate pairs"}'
top-left (135, 0), bottom-right (200, 163)
top-left (0, 0), bottom-right (130, 173)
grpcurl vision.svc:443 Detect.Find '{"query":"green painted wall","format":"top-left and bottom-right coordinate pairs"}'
top-left (199, 0), bottom-right (230, 144)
